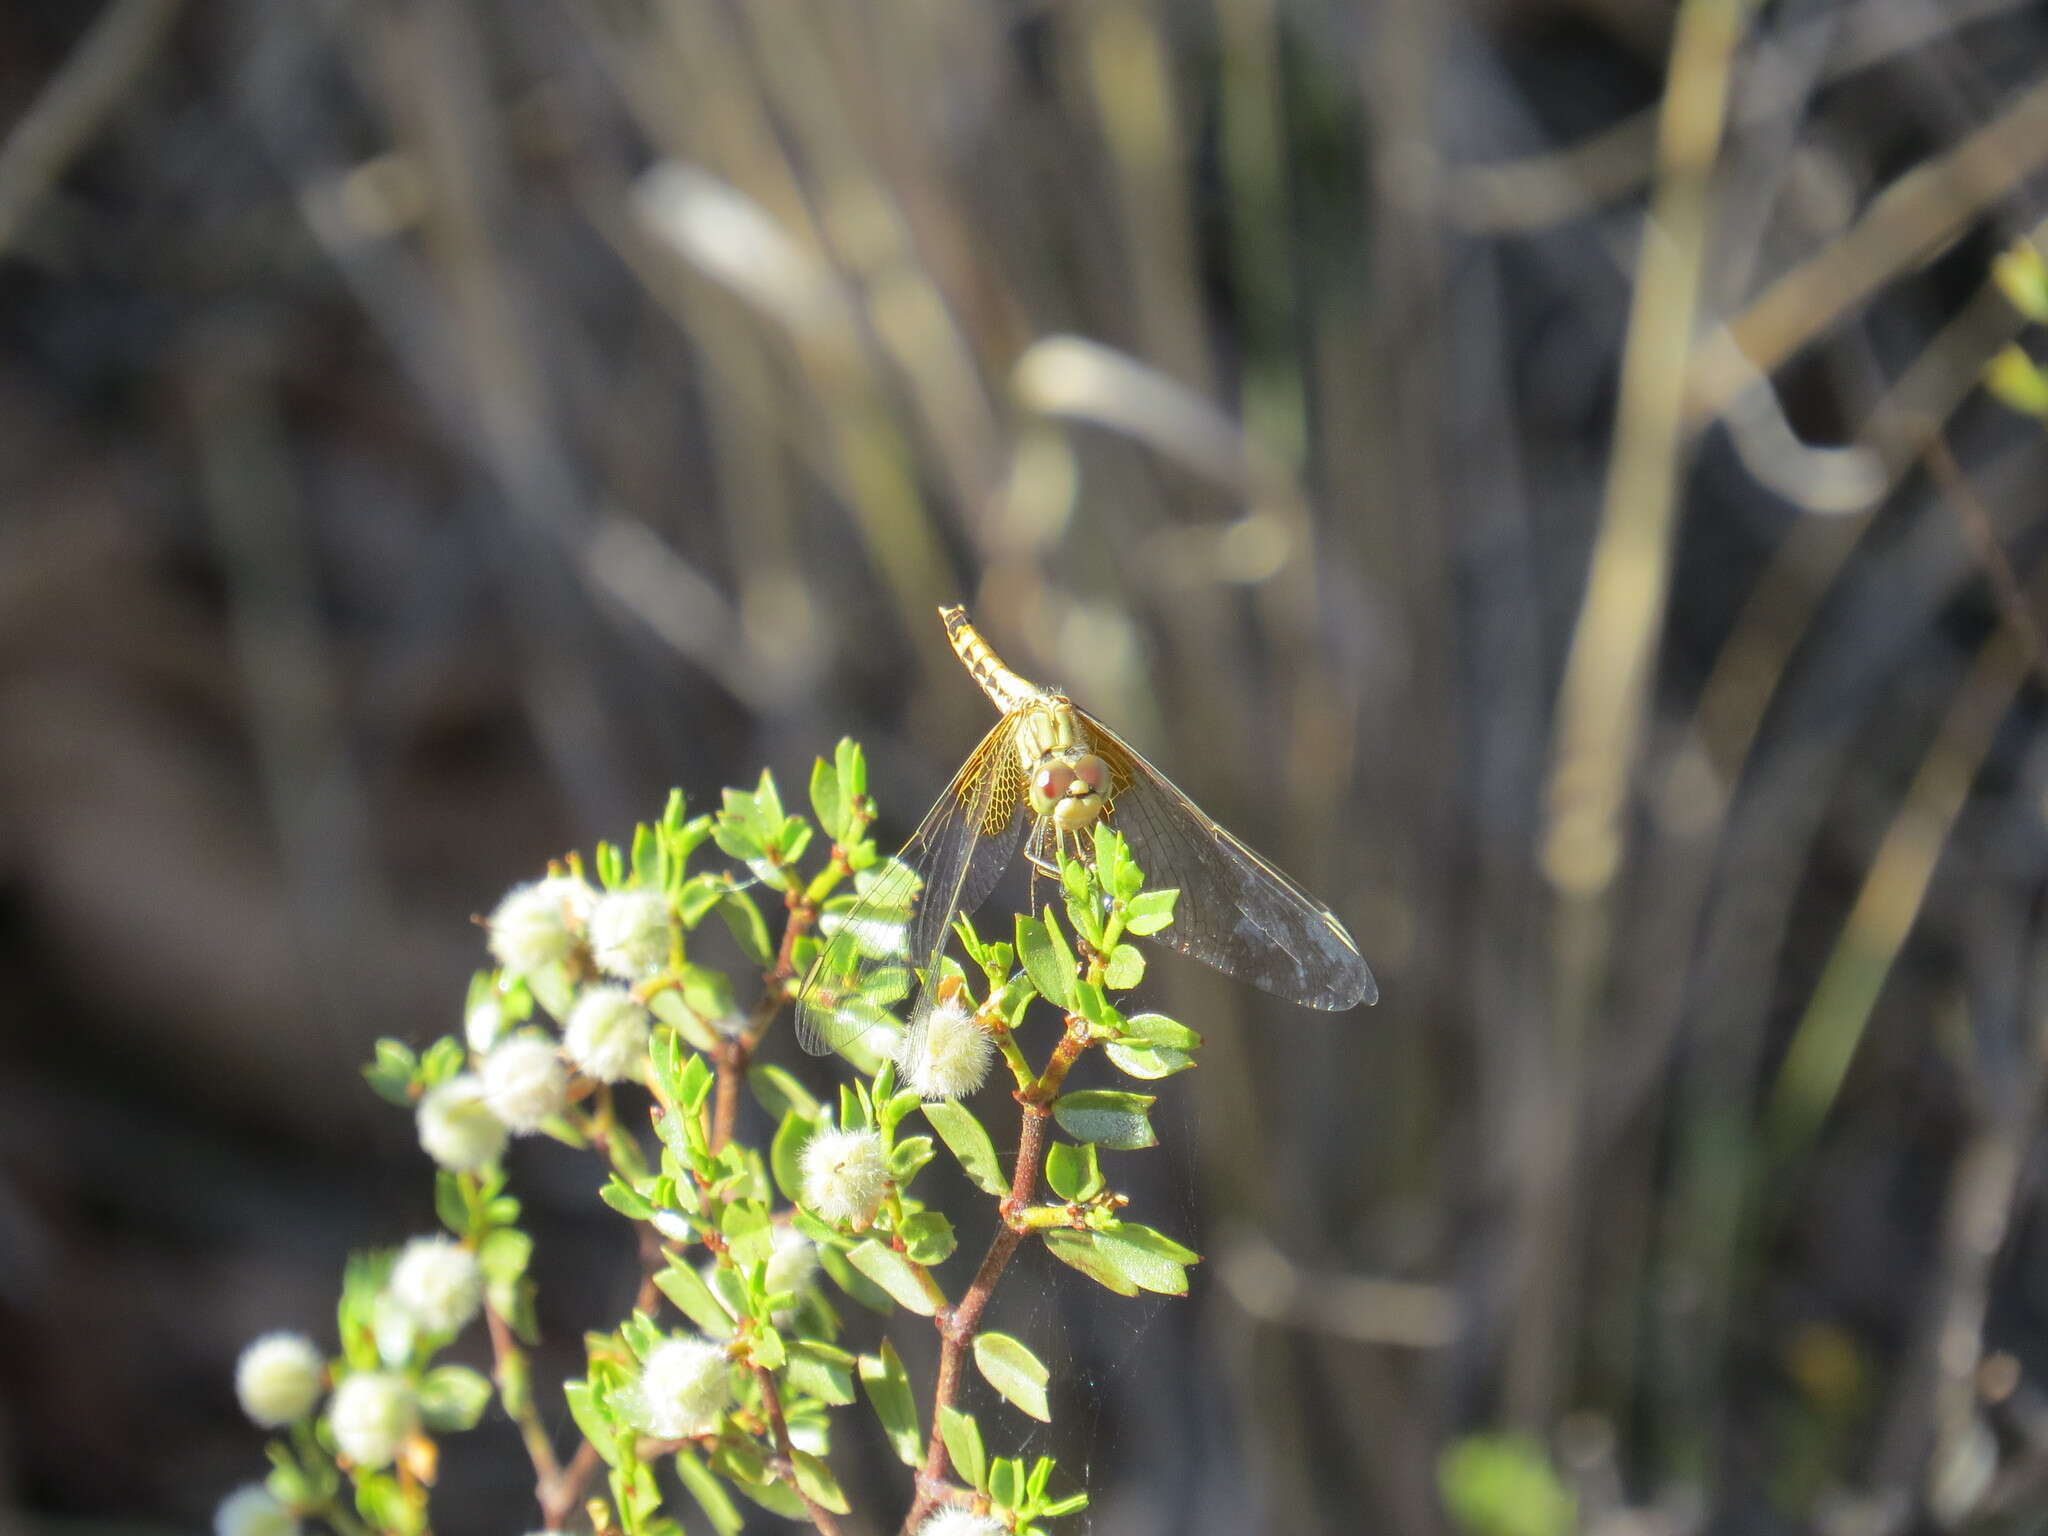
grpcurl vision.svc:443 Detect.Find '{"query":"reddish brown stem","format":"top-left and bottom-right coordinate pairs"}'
top-left (903, 1036), bottom-right (1076, 1531)
top-left (753, 1363), bottom-right (846, 1536)
top-left (711, 885), bottom-right (818, 1150)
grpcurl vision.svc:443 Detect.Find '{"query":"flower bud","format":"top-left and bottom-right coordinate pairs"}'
top-left (215, 1486), bottom-right (299, 1536)
top-left (588, 890), bottom-right (673, 980)
top-left (798, 1126), bottom-right (887, 1226)
top-left (480, 1037), bottom-right (569, 1132)
top-left (765, 1224), bottom-right (819, 1299)
top-left (388, 1236), bottom-right (483, 1335)
top-left (328, 1371), bottom-right (417, 1469)
top-left (563, 986), bottom-right (652, 1083)
top-left (486, 876), bottom-right (595, 975)
top-left (913, 1509), bottom-right (1007, 1536)
top-left (897, 997), bottom-right (994, 1101)
top-left (416, 1074), bottom-right (509, 1172)
top-left (234, 1331), bottom-right (324, 1428)
top-left (625, 1336), bottom-right (733, 1438)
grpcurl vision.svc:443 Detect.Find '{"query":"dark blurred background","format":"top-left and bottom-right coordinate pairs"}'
top-left (8, 1), bottom-right (2048, 1533)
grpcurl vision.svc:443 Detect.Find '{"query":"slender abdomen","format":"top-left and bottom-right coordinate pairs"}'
top-left (939, 605), bottom-right (1038, 715)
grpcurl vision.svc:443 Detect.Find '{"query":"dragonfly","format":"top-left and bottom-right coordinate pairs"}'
top-left (793, 606), bottom-right (1377, 1056)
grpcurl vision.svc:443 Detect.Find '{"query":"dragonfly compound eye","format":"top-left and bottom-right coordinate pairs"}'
top-left (1030, 763), bottom-right (1076, 815)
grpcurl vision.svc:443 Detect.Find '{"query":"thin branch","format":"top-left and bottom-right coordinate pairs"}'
top-left (753, 1364), bottom-right (847, 1536)
top-left (483, 1301), bottom-right (564, 1501)
top-left (713, 881), bottom-right (818, 1150)
top-left (903, 1015), bottom-right (1086, 1531)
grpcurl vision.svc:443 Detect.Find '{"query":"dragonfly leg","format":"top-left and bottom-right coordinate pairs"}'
top-left (1022, 818), bottom-right (1060, 879)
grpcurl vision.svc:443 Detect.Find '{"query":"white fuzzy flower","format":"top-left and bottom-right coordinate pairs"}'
top-left (765, 1225), bottom-right (818, 1319)
top-left (625, 1336), bottom-right (732, 1438)
top-left (480, 1037), bottom-right (569, 1132)
top-left (588, 889), bottom-right (673, 980)
top-left (417, 1074), bottom-right (509, 1172)
top-left (897, 997), bottom-right (994, 1101)
top-left (563, 986), bottom-right (652, 1082)
top-left (487, 876), bottom-right (595, 974)
top-left (234, 1331), bottom-right (324, 1428)
top-left (215, 1485), bottom-right (299, 1536)
top-left (765, 1223), bottom-right (818, 1297)
top-left (799, 1126), bottom-right (888, 1226)
top-left (388, 1236), bottom-right (483, 1334)
top-left (913, 1509), bottom-right (1006, 1536)
top-left (464, 997), bottom-right (505, 1053)
top-left (328, 1371), bottom-right (417, 1469)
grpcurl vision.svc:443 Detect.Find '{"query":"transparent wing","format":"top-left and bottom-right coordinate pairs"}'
top-left (794, 717), bottom-right (1031, 1056)
top-left (1085, 713), bottom-right (1377, 1010)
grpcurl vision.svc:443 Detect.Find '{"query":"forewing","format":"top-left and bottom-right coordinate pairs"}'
top-left (794, 718), bottom-right (1030, 1055)
top-left (1085, 714), bottom-right (1377, 1010)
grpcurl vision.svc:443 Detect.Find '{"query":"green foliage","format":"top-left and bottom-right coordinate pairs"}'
top-left (230, 741), bottom-right (1193, 1536)
top-left (1438, 1434), bottom-right (1576, 1536)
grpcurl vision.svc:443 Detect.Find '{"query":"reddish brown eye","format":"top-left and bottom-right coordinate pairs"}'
top-left (1073, 756), bottom-right (1108, 793)
top-left (1035, 764), bottom-right (1076, 801)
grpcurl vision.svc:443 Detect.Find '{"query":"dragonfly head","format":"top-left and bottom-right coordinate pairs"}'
top-left (1030, 752), bottom-right (1110, 832)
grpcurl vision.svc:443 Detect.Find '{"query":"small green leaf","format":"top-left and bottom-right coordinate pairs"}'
top-left (719, 892), bottom-right (773, 966)
top-left (1121, 1012), bottom-right (1201, 1050)
top-left (1044, 1141), bottom-right (1102, 1202)
top-left (600, 1177), bottom-right (656, 1221)
top-left (677, 1051), bottom-right (715, 1113)
top-left (751, 1063), bottom-right (821, 1123)
top-left (674, 1450), bottom-right (745, 1536)
top-left (563, 1379), bottom-right (618, 1466)
top-left (721, 1201), bottom-right (774, 1270)
top-left (846, 1240), bottom-right (938, 1315)
top-left (1052, 1089), bottom-right (1157, 1150)
top-left (418, 1364), bottom-right (492, 1432)
top-left (790, 1450), bottom-right (850, 1514)
top-left (989, 1455), bottom-right (1025, 1508)
top-left (809, 756), bottom-right (846, 843)
top-left (754, 768), bottom-right (785, 831)
top-left (1091, 1221), bottom-right (1196, 1294)
top-left (1017, 911), bottom-right (1076, 1011)
top-left (771, 1111), bottom-right (813, 1205)
top-left (890, 1134), bottom-right (936, 1185)
top-left (818, 1242), bottom-right (895, 1313)
top-left (477, 1227), bottom-right (533, 1287)
top-left (973, 1333), bottom-right (1051, 1422)
top-left (1103, 1040), bottom-right (1194, 1079)
top-left (630, 822), bottom-right (663, 890)
top-left (362, 1039), bottom-right (417, 1106)
top-left (1041, 1231), bottom-right (1140, 1296)
top-left (922, 1101), bottom-right (1008, 1196)
top-left (784, 1339), bottom-right (856, 1405)
top-left (678, 963), bottom-right (736, 1028)
top-left (939, 1406), bottom-right (988, 1491)
top-left (860, 1341), bottom-right (922, 1464)
top-left (711, 818), bottom-right (764, 864)
top-left (1102, 944), bottom-right (1145, 990)
top-left (1121, 888), bottom-right (1178, 935)
top-left (898, 1209), bottom-right (956, 1265)
top-left (434, 1171), bottom-right (472, 1237)
top-left (676, 872), bottom-right (728, 927)
top-left (835, 738), bottom-right (867, 802)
